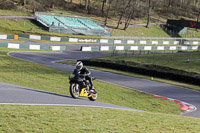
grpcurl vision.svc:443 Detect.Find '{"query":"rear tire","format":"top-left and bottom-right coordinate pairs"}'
top-left (70, 83), bottom-right (80, 98)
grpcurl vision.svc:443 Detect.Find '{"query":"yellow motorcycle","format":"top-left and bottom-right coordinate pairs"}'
top-left (69, 73), bottom-right (97, 101)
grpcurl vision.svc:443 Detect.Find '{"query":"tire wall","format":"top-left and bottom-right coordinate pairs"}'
top-left (81, 60), bottom-right (200, 86)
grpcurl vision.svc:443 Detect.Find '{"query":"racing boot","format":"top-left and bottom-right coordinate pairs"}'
top-left (89, 86), bottom-right (97, 94)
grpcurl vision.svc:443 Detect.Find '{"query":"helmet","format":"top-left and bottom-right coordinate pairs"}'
top-left (76, 61), bottom-right (83, 70)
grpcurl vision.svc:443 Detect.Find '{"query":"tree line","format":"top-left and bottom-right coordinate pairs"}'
top-left (1, 0), bottom-right (200, 30)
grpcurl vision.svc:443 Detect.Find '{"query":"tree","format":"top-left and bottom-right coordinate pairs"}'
top-left (84, 0), bottom-right (91, 13)
top-left (85, 0), bottom-right (88, 10)
top-left (116, 0), bottom-right (132, 29)
top-left (87, 0), bottom-right (91, 14)
top-left (168, 0), bottom-right (173, 7)
top-left (124, 0), bottom-right (138, 30)
top-left (102, 0), bottom-right (106, 14)
top-left (146, 0), bottom-right (151, 28)
top-left (112, 0), bottom-right (119, 17)
top-left (104, 0), bottom-right (112, 26)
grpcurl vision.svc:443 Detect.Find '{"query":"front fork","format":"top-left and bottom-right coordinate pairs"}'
top-left (75, 84), bottom-right (79, 92)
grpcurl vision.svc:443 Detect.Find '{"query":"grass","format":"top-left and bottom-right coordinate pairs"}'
top-left (0, 39), bottom-right (25, 42)
top-left (1, 9), bottom-right (200, 39)
top-left (180, 28), bottom-right (200, 38)
top-left (0, 9), bottom-right (31, 16)
top-left (59, 54), bottom-right (200, 91)
top-left (0, 105), bottom-right (200, 133)
top-left (1, 9), bottom-right (200, 38)
top-left (0, 19), bottom-right (100, 38)
top-left (0, 18), bottom-right (172, 39)
top-left (44, 9), bottom-right (200, 38)
top-left (0, 48), bottom-right (181, 114)
top-left (111, 25), bottom-right (171, 37)
top-left (93, 51), bottom-right (200, 74)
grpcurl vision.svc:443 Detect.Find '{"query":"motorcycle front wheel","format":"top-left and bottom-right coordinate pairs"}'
top-left (88, 88), bottom-right (98, 101)
top-left (70, 83), bottom-right (80, 98)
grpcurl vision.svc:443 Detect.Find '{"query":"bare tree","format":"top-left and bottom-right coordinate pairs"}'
top-left (87, 0), bottom-right (91, 14)
top-left (102, 0), bottom-right (106, 14)
top-left (116, 0), bottom-right (132, 29)
top-left (168, 0), bottom-right (173, 7)
top-left (146, 0), bottom-right (151, 28)
top-left (104, 0), bottom-right (112, 26)
top-left (85, 0), bottom-right (88, 10)
top-left (124, 0), bottom-right (138, 30)
top-left (112, 0), bottom-right (119, 17)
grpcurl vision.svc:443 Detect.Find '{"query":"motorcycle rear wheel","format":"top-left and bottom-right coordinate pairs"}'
top-left (70, 83), bottom-right (80, 98)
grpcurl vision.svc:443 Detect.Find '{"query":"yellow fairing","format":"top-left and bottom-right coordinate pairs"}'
top-left (79, 88), bottom-right (88, 97)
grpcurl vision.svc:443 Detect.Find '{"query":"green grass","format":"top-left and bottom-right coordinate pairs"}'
top-left (0, 19), bottom-right (50, 35)
top-left (93, 51), bottom-right (200, 74)
top-left (0, 48), bottom-right (181, 114)
top-left (59, 60), bottom-right (200, 91)
top-left (0, 9), bottom-right (31, 16)
top-left (1, 9), bottom-right (200, 38)
top-left (0, 19), bottom-right (171, 39)
top-left (111, 25), bottom-right (171, 37)
top-left (0, 19), bottom-right (100, 38)
top-left (0, 105), bottom-right (200, 133)
top-left (179, 28), bottom-right (200, 38)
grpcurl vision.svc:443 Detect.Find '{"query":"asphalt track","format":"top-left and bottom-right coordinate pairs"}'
top-left (7, 51), bottom-right (200, 118)
top-left (0, 51), bottom-right (141, 112)
top-left (0, 82), bottom-right (138, 111)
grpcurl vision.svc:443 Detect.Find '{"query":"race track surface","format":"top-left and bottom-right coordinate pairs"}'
top-left (6, 51), bottom-right (200, 118)
top-left (0, 82), bottom-right (138, 111)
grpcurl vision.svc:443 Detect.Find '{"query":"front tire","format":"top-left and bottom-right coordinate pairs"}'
top-left (70, 83), bottom-right (80, 98)
top-left (88, 88), bottom-right (97, 101)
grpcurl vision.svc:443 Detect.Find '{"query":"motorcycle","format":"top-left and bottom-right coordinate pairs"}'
top-left (69, 73), bottom-right (97, 101)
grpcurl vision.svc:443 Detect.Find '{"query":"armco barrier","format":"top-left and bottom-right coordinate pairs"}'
top-left (0, 35), bottom-right (15, 40)
top-left (81, 45), bottom-right (199, 51)
top-left (81, 60), bottom-right (200, 86)
top-left (18, 33), bottom-right (200, 45)
top-left (0, 43), bottom-right (66, 51)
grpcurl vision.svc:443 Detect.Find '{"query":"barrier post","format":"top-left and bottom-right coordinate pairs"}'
top-left (14, 35), bottom-right (19, 40)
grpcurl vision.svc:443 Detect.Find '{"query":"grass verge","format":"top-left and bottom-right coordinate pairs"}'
top-left (94, 51), bottom-right (200, 73)
top-left (0, 105), bottom-right (200, 133)
top-left (0, 19), bottom-right (100, 38)
top-left (0, 48), bottom-right (181, 114)
top-left (59, 57), bottom-right (200, 91)
top-left (111, 25), bottom-right (171, 37)
top-left (0, 9), bottom-right (31, 16)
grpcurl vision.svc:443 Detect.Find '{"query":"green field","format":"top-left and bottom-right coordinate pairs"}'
top-left (0, 9), bottom-right (31, 16)
top-left (1, 9), bottom-right (200, 38)
top-left (0, 105), bottom-right (200, 133)
top-left (0, 19), bottom-right (170, 38)
top-left (0, 19), bottom-right (100, 38)
top-left (92, 51), bottom-right (200, 74)
top-left (0, 6), bottom-right (200, 133)
top-left (59, 59), bottom-right (200, 91)
top-left (83, 51), bottom-right (200, 90)
top-left (111, 25), bottom-right (170, 37)
top-left (0, 48), bottom-right (180, 114)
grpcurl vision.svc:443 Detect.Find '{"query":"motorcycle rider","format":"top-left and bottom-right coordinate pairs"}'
top-left (73, 61), bottom-right (94, 92)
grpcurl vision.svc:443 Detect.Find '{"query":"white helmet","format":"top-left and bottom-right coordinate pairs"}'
top-left (76, 61), bottom-right (83, 70)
